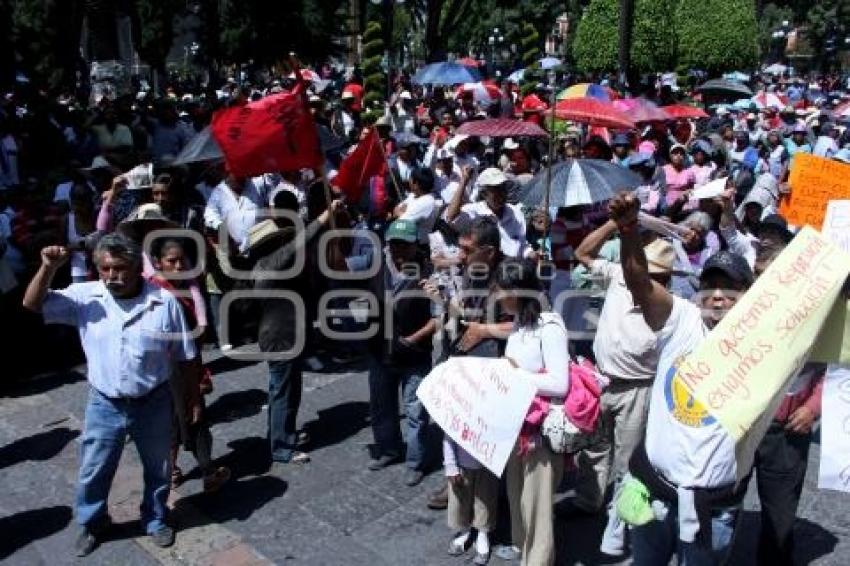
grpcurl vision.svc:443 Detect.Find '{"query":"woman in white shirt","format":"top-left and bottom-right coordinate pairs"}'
top-left (494, 259), bottom-right (569, 566)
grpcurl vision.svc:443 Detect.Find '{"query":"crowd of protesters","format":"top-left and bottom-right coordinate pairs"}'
top-left (3, 62), bottom-right (847, 565)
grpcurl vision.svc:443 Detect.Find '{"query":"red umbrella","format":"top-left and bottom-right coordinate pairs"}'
top-left (613, 98), bottom-right (669, 123)
top-left (554, 98), bottom-right (635, 130)
top-left (661, 104), bottom-right (709, 120)
top-left (456, 118), bottom-right (549, 138)
top-left (457, 56), bottom-right (481, 68)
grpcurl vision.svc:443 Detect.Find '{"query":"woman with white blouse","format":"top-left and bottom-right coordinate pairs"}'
top-left (494, 259), bottom-right (569, 566)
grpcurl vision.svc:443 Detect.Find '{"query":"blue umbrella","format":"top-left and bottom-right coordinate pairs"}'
top-left (412, 62), bottom-right (481, 85)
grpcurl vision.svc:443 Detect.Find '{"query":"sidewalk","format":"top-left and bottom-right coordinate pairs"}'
top-left (2, 353), bottom-right (850, 565)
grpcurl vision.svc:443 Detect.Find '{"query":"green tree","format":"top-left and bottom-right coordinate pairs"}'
top-left (758, 3), bottom-right (795, 62)
top-left (573, 0), bottom-right (677, 75)
top-left (676, 0), bottom-right (759, 73)
top-left (131, 0), bottom-right (180, 90)
top-left (519, 23), bottom-right (543, 96)
top-left (362, 20), bottom-right (386, 122)
top-left (806, 0), bottom-right (850, 70)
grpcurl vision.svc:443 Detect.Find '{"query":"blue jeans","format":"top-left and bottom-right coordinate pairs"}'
top-left (632, 503), bottom-right (739, 566)
top-left (368, 357), bottom-right (430, 470)
top-left (268, 359), bottom-right (303, 462)
top-left (76, 385), bottom-right (172, 534)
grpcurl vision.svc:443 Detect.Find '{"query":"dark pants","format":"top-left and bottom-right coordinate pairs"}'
top-left (368, 356), bottom-right (430, 470)
top-left (267, 359), bottom-right (303, 462)
top-left (754, 421), bottom-right (811, 566)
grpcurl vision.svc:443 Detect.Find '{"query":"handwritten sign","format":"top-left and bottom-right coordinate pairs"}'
top-left (417, 357), bottom-right (536, 476)
top-left (675, 226), bottom-right (850, 480)
top-left (819, 365), bottom-right (850, 492)
top-left (779, 154), bottom-right (850, 228)
top-left (810, 201), bottom-right (850, 365)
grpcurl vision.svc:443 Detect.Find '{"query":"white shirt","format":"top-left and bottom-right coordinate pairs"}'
top-left (645, 297), bottom-right (736, 488)
top-left (42, 280), bottom-right (196, 398)
top-left (204, 180), bottom-right (267, 250)
top-left (504, 312), bottom-right (570, 397)
top-left (591, 260), bottom-right (659, 381)
top-left (435, 167), bottom-right (463, 203)
top-left (399, 193), bottom-right (436, 244)
top-left (457, 201), bottom-right (528, 258)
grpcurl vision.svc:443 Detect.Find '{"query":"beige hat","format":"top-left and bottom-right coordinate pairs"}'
top-left (117, 203), bottom-right (178, 241)
top-left (477, 167), bottom-right (508, 187)
top-left (644, 238), bottom-right (675, 275)
top-left (246, 219), bottom-right (293, 251)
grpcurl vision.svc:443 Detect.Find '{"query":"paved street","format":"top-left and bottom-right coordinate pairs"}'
top-left (2, 349), bottom-right (850, 565)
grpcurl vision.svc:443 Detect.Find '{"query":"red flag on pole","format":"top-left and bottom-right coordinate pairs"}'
top-left (332, 128), bottom-right (386, 202)
top-left (210, 84), bottom-right (323, 177)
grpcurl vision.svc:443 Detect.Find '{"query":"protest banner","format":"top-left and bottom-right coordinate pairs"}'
top-left (674, 226), bottom-right (850, 481)
top-left (416, 357), bottom-right (536, 476)
top-left (810, 201), bottom-right (850, 365)
top-left (819, 366), bottom-right (850, 492)
top-left (779, 154), bottom-right (850, 228)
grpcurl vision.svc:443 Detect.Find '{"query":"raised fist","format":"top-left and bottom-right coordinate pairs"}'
top-left (41, 245), bottom-right (70, 270)
top-left (608, 191), bottom-right (640, 228)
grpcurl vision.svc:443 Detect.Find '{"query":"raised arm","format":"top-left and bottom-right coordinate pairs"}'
top-left (608, 192), bottom-right (674, 331)
top-left (23, 246), bottom-right (69, 312)
top-left (445, 166), bottom-right (472, 223)
top-left (575, 219), bottom-right (618, 269)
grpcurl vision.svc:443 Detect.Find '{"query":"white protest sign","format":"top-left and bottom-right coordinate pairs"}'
top-left (124, 162), bottom-right (154, 191)
top-left (690, 177), bottom-right (728, 201)
top-left (417, 357), bottom-right (536, 477)
top-left (818, 365), bottom-right (850, 492)
top-left (822, 200), bottom-right (850, 254)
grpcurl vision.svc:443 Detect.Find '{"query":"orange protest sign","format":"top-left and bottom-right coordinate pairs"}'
top-left (779, 153), bottom-right (850, 228)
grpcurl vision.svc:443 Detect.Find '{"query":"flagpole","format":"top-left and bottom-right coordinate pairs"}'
top-left (290, 52), bottom-right (337, 230)
top-left (542, 87), bottom-right (557, 256)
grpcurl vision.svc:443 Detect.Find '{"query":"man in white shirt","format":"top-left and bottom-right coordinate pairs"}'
top-left (608, 191), bottom-right (755, 565)
top-left (433, 147), bottom-right (463, 204)
top-left (569, 224), bottom-right (674, 529)
top-left (22, 234), bottom-right (198, 556)
top-left (203, 175), bottom-right (268, 251)
top-left (445, 167), bottom-right (530, 258)
top-left (394, 167), bottom-right (436, 244)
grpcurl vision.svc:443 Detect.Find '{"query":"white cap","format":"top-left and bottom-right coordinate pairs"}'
top-left (716, 107), bottom-right (729, 116)
top-left (436, 147), bottom-right (454, 160)
top-left (341, 90), bottom-right (355, 100)
top-left (503, 137), bottom-right (519, 150)
top-left (746, 113), bottom-right (756, 120)
top-left (477, 167), bottom-right (508, 187)
top-left (399, 90), bottom-right (412, 100)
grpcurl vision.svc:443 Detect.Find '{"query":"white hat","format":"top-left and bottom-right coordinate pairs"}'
top-left (746, 113), bottom-right (757, 120)
top-left (341, 90), bottom-right (356, 100)
top-left (503, 138), bottom-right (519, 150)
top-left (375, 115), bottom-right (391, 127)
top-left (308, 94), bottom-right (323, 103)
top-left (445, 134), bottom-right (470, 151)
top-left (716, 107), bottom-right (730, 116)
top-left (477, 167), bottom-right (508, 187)
top-left (181, 94), bottom-right (193, 102)
top-left (436, 147), bottom-right (454, 160)
top-left (83, 155), bottom-right (114, 171)
top-left (399, 90), bottom-right (412, 100)
top-left (644, 238), bottom-right (675, 275)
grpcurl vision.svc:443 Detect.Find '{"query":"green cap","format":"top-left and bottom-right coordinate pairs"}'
top-left (385, 219), bottom-right (418, 243)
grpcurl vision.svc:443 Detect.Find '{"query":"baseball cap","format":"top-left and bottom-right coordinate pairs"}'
top-left (612, 133), bottom-right (631, 146)
top-left (669, 143), bottom-right (687, 155)
top-left (477, 167), bottom-right (508, 187)
top-left (644, 239), bottom-right (675, 275)
top-left (700, 251), bottom-right (754, 287)
top-left (503, 138), bottom-right (519, 150)
top-left (385, 219), bottom-right (418, 243)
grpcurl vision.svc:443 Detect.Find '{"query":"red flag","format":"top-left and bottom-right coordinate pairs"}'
top-left (333, 128), bottom-right (386, 202)
top-left (210, 84), bottom-right (322, 177)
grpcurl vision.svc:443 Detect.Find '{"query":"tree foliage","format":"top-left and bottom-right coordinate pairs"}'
top-left (131, 0), bottom-right (179, 74)
top-left (675, 0), bottom-right (758, 73)
top-left (574, 0), bottom-right (757, 75)
top-left (573, 0), bottom-right (677, 74)
top-left (362, 20), bottom-right (385, 121)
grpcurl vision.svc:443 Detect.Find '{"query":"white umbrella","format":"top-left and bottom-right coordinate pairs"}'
top-left (763, 63), bottom-right (788, 75)
top-left (539, 57), bottom-right (562, 70)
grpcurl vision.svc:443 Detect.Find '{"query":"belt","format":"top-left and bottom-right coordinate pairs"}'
top-left (97, 381), bottom-right (168, 405)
